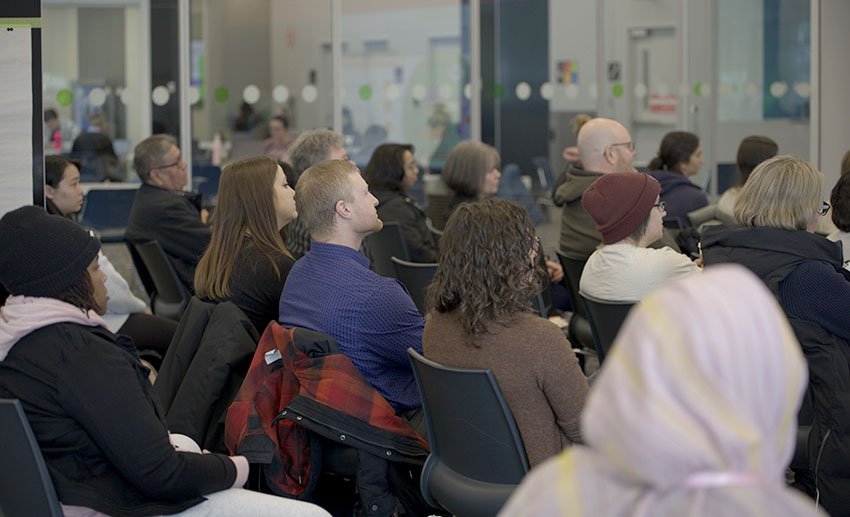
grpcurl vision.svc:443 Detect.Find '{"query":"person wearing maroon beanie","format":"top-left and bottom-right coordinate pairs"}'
top-left (578, 172), bottom-right (701, 302)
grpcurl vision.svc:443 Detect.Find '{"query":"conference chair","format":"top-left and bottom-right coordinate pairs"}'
top-left (555, 251), bottom-right (595, 350)
top-left (580, 293), bottom-right (635, 364)
top-left (0, 399), bottom-right (63, 517)
top-left (364, 222), bottom-right (410, 278)
top-left (78, 186), bottom-right (138, 243)
top-left (408, 349), bottom-right (529, 517)
top-left (126, 240), bottom-right (189, 320)
top-left (391, 257), bottom-right (438, 316)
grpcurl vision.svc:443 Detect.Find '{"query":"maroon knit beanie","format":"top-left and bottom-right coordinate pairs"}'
top-left (582, 172), bottom-right (660, 244)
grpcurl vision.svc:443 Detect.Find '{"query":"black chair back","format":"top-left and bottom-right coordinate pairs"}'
top-left (0, 399), bottom-right (63, 517)
top-left (391, 257), bottom-right (437, 316)
top-left (580, 293), bottom-right (634, 364)
top-left (407, 349), bottom-right (529, 517)
top-left (364, 222), bottom-right (410, 278)
top-left (555, 251), bottom-right (594, 349)
top-left (126, 240), bottom-right (189, 320)
top-left (79, 187), bottom-right (138, 243)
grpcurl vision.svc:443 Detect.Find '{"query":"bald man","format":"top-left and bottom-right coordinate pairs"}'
top-left (553, 118), bottom-right (636, 258)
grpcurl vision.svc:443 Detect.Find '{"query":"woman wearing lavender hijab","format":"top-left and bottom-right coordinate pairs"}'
top-left (499, 265), bottom-right (823, 517)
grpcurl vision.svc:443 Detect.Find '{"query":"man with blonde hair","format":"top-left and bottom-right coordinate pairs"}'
top-left (278, 160), bottom-right (426, 420)
top-left (554, 117), bottom-right (636, 258)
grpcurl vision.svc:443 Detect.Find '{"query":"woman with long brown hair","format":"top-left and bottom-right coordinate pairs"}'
top-left (194, 156), bottom-right (297, 333)
top-left (422, 198), bottom-right (589, 467)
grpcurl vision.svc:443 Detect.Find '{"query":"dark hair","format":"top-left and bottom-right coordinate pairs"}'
top-left (841, 149), bottom-right (850, 177)
top-left (736, 136), bottom-right (778, 187)
top-left (45, 155), bottom-right (82, 188)
top-left (55, 269), bottom-right (99, 313)
top-left (831, 173), bottom-right (850, 232)
top-left (278, 160), bottom-right (297, 188)
top-left (647, 131), bottom-right (700, 174)
top-left (271, 114), bottom-right (289, 130)
top-left (362, 143), bottom-right (415, 192)
top-left (44, 109), bottom-right (58, 122)
top-left (426, 199), bottom-right (544, 346)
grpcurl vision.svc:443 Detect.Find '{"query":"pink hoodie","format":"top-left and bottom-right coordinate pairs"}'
top-left (0, 295), bottom-right (107, 362)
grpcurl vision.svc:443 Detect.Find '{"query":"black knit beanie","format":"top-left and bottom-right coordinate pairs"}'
top-left (0, 205), bottom-right (100, 297)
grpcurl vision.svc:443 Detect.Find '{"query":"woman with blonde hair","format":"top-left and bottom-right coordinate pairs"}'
top-left (441, 141), bottom-right (502, 220)
top-left (195, 156), bottom-right (297, 333)
top-left (500, 266), bottom-right (823, 516)
top-left (702, 155), bottom-right (850, 516)
top-left (423, 199), bottom-right (589, 467)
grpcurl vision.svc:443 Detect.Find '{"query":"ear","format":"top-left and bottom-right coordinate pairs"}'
top-left (603, 145), bottom-right (615, 166)
top-left (147, 169), bottom-right (162, 187)
top-left (45, 185), bottom-right (56, 200)
top-left (334, 198), bottom-right (352, 220)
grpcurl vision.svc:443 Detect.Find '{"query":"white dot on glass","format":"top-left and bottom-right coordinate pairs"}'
top-left (515, 81), bottom-right (532, 101)
top-left (411, 84), bottom-right (427, 102)
top-left (634, 83), bottom-right (647, 99)
top-left (152, 85), bottom-right (170, 106)
top-left (463, 83), bottom-right (472, 100)
top-left (385, 83), bottom-right (400, 101)
top-left (103, 86), bottom-right (112, 95)
top-left (273, 85), bottom-right (290, 103)
top-left (438, 84), bottom-right (453, 100)
top-left (88, 87), bottom-right (107, 107)
top-left (166, 81), bottom-right (177, 93)
top-left (745, 82), bottom-right (760, 97)
top-left (302, 85), bottom-right (318, 103)
top-left (793, 82), bottom-right (811, 99)
top-left (188, 86), bottom-right (201, 105)
top-left (119, 88), bottom-right (133, 106)
top-left (769, 81), bottom-right (788, 98)
top-left (540, 82), bottom-right (554, 101)
top-left (243, 84), bottom-right (261, 104)
top-left (566, 83), bottom-right (580, 100)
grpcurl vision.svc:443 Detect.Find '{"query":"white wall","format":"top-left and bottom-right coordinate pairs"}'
top-left (547, 0), bottom-right (597, 113)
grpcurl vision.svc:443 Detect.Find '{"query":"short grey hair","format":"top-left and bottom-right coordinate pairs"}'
top-left (134, 134), bottom-right (176, 183)
top-left (288, 128), bottom-right (344, 175)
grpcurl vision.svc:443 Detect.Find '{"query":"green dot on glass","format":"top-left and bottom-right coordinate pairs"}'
top-left (358, 85), bottom-right (373, 101)
top-left (214, 87), bottom-right (229, 103)
top-left (57, 89), bottom-right (73, 107)
top-left (612, 84), bottom-right (624, 98)
top-left (494, 83), bottom-right (504, 99)
top-left (693, 82), bottom-right (703, 97)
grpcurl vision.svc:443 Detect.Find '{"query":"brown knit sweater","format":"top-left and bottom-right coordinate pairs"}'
top-left (423, 310), bottom-right (589, 467)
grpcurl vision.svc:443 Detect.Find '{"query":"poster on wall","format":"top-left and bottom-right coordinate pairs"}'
top-left (557, 60), bottom-right (579, 84)
top-left (0, 27), bottom-right (35, 217)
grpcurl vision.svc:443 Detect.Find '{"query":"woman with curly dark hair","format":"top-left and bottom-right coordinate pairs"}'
top-left (422, 198), bottom-right (589, 467)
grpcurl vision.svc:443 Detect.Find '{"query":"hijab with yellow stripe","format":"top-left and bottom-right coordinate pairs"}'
top-left (500, 264), bottom-right (823, 516)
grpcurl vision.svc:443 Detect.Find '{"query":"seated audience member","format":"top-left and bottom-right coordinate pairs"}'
top-left (717, 135), bottom-right (778, 220)
top-left (125, 134), bottom-right (210, 291)
top-left (45, 155), bottom-right (177, 361)
top-left (500, 266), bottom-right (823, 517)
top-left (283, 128), bottom-right (352, 259)
top-left (441, 140), bottom-right (502, 220)
top-left (702, 155), bottom-right (850, 516)
top-left (43, 108), bottom-right (80, 153)
top-left (423, 199), bottom-right (589, 467)
top-left (580, 172), bottom-right (700, 302)
top-left (72, 113), bottom-right (120, 181)
top-left (554, 118), bottom-right (636, 259)
top-left (828, 172), bottom-right (850, 259)
top-left (363, 143), bottom-right (438, 263)
top-left (0, 206), bottom-right (328, 517)
top-left (264, 114), bottom-right (295, 163)
top-left (195, 156), bottom-right (297, 334)
top-left (278, 160), bottom-right (426, 423)
top-left (553, 113), bottom-right (592, 194)
top-left (648, 131), bottom-right (708, 224)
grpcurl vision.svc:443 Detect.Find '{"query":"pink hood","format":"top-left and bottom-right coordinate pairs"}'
top-left (0, 295), bottom-right (107, 361)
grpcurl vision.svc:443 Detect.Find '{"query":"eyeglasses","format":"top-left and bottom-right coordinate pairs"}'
top-left (818, 201), bottom-right (830, 216)
top-left (610, 141), bottom-right (636, 151)
top-left (654, 201), bottom-right (666, 211)
top-left (154, 156), bottom-right (183, 170)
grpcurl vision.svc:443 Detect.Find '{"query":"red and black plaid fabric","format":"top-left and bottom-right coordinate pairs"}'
top-left (225, 323), bottom-right (427, 498)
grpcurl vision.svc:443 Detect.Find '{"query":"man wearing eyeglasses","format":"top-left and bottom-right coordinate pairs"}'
top-left (553, 117), bottom-right (637, 259)
top-left (126, 134), bottom-right (211, 291)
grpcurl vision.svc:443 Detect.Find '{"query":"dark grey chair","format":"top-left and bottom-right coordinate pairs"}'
top-left (364, 222), bottom-right (410, 278)
top-left (580, 293), bottom-right (635, 364)
top-left (126, 240), bottom-right (189, 320)
top-left (407, 349), bottom-right (529, 517)
top-left (391, 257), bottom-right (437, 316)
top-left (0, 399), bottom-right (63, 517)
top-left (78, 186), bottom-right (138, 243)
top-left (555, 251), bottom-right (595, 349)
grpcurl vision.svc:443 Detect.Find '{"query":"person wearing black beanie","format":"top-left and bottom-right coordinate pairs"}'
top-left (0, 205), bottom-right (330, 516)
